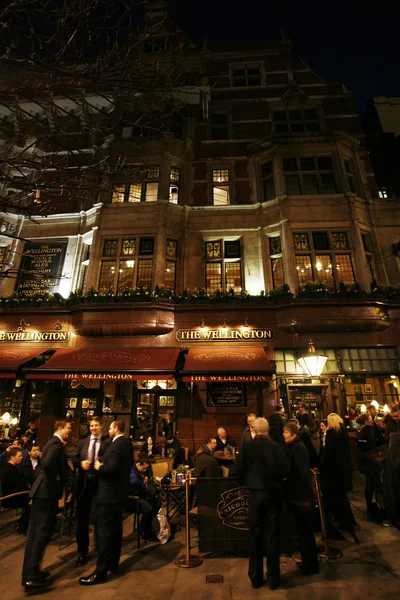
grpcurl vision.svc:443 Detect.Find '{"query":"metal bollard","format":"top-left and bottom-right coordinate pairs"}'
top-left (175, 477), bottom-right (202, 568)
top-left (312, 467), bottom-right (343, 560)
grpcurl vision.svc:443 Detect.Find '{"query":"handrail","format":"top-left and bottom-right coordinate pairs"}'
top-left (0, 490), bottom-right (30, 503)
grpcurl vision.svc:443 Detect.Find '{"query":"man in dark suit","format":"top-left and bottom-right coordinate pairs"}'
top-left (215, 428), bottom-right (235, 452)
top-left (0, 447), bottom-right (30, 533)
top-left (72, 416), bottom-right (111, 567)
top-left (203, 436), bottom-right (217, 456)
top-left (193, 446), bottom-right (221, 478)
top-left (21, 419), bottom-right (71, 593)
top-left (234, 418), bottom-right (289, 591)
top-left (79, 420), bottom-right (133, 586)
top-left (240, 413), bottom-right (257, 446)
top-left (19, 443), bottom-right (41, 487)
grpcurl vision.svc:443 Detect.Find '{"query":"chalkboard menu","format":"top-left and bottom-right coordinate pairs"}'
top-left (16, 241), bottom-right (67, 295)
top-left (208, 383), bottom-right (245, 407)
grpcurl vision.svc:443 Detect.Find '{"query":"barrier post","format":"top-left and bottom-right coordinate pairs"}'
top-left (175, 477), bottom-right (202, 568)
top-left (312, 468), bottom-right (343, 560)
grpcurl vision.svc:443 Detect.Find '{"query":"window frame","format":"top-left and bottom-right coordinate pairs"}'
top-left (99, 236), bottom-right (154, 293)
top-left (260, 161), bottom-right (276, 202)
top-left (283, 156), bottom-right (338, 196)
top-left (230, 63), bottom-right (264, 88)
top-left (165, 238), bottom-right (178, 292)
top-left (210, 113), bottom-right (230, 140)
top-left (212, 168), bottom-right (231, 206)
top-left (268, 235), bottom-right (285, 288)
top-left (293, 230), bottom-right (355, 291)
top-left (169, 167), bottom-right (180, 204)
top-left (273, 107), bottom-right (321, 133)
top-left (204, 239), bottom-right (242, 294)
top-left (111, 165), bottom-right (160, 204)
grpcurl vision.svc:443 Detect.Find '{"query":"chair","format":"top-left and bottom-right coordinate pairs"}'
top-left (221, 466), bottom-right (230, 478)
top-left (181, 447), bottom-right (189, 462)
top-left (152, 461), bottom-right (169, 478)
top-left (127, 495), bottom-right (141, 549)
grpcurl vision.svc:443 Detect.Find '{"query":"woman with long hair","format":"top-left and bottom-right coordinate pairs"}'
top-left (322, 413), bottom-right (358, 542)
top-left (283, 423), bottom-right (319, 576)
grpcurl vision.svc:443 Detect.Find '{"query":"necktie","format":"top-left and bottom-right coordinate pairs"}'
top-left (89, 438), bottom-right (99, 464)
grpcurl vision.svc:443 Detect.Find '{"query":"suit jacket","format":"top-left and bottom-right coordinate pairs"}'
top-left (233, 435), bottom-right (289, 492)
top-left (0, 462), bottom-right (28, 507)
top-left (193, 453), bottom-right (221, 478)
top-left (72, 435), bottom-right (111, 498)
top-left (96, 436), bottom-right (133, 504)
top-left (19, 456), bottom-right (40, 487)
top-left (215, 435), bottom-right (235, 451)
top-left (284, 437), bottom-right (314, 513)
top-left (240, 428), bottom-right (255, 446)
top-left (29, 435), bottom-right (70, 500)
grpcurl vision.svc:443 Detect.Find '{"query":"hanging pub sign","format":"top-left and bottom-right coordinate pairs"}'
top-left (16, 241), bottom-right (67, 295)
top-left (208, 382), bottom-right (245, 407)
top-left (0, 330), bottom-right (70, 343)
top-left (176, 328), bottom-right (275, 342)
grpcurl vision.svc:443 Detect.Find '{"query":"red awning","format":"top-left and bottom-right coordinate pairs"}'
top-left (0, 348), bottom-right (48, 373)
top-left (182, 347), bottom-right (274, 382)
top-left (26, 348), bottom-right (180, 380)
top-left (0, 373), bottom-right (16, 379)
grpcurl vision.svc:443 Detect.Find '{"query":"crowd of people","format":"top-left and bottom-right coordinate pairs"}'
top-left (1, 401), bottom-right (400, 593)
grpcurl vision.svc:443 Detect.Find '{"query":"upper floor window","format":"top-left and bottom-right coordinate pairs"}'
top-left (210, 113), bottom-right (229, 140)
top-left (283, 156), bottom-right (337, 196)
top-left (273, 108), bottom-right (320, 133)
top-left (293, 230), bottom-right (355, 291)
top-left (169, 167), bottom-right (180, 204)
top-left (212, 169), bottom-right (230, 205)
top-left (361, 232), bottom-right (375, 284)
top-left (231, 64), bottom-right (262, 87)
top-left (378, 187), bottom-right (390, 199)
top-left (111, 166), bottom-right (160, 204)
top-left (205, 239), bottom-right (242, 293)
top-left (261, 161), bottom-right (275, 201)
top-left (165, 239), bottom-right (178, 291)
top-left (268, 235), bottom-right (285, 288)
top-left (99, 237), bottom-right (154, 293)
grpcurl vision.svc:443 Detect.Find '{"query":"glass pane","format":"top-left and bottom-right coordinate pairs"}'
top-left (247, 68), bottom-right (260, 76)
top-left (104, 381), bottom-right (132, 413)
top-left (271, 257), bottom-right (285, 287)
top-left (318, 156), bottom-right (333, 170)
top-left (121, 239), bottom-right (136, 255)
top-left (289, 110), bottom-right (302, 120)
top-left (371, 360), bottom-right (380, 371)
top-left (291, 123), bottom-right (306, 132)
top-left (315, 254), bottom-right (334, 289)
top-left (166, 239), bottom-right (177, 258)
top-left (135, 394), bottom-right (155, 441)
top-left (170, 166), bottom-right (180, 181)
top-left (321, 174), bottom-right (337, 193)
top-left (300, 158), bottom-right (314, 171)
top-left (206, 241), bottom-right (221, 259)
top-left (359, 348), bottom-right (368, 359)
top-left (158, 402), bottom-right (176, 437)
top-left (273, 111), bottom-right (287, 122)
top-left (112, 185), bottom-right (125, 203)
top-left (136, 259), bottom-right (153, 288)
top-left (303, 174), bottom-right (319, 194)
top-left (232, 69), bottom-right (246, 76)
top-left (211, 114), bottom-right (228, 125)
top-left (349, 349), bottom-right (359, 360)
top-left (117, 259), bottom-right (135, 292)
top-left (103, 240), bottom-right (117, 256)
top-left (99, 261), bottom-right (116, 291)
top-left (306, 122), bottom-right (320, 131)
top-left (145, 182), bottom-right (158, 202)
top-left (127, 184), bottom-right (141, 202)
top-left (213, 185), bottom-right (230, 205)
top-left (147, 166), bottom-right (160, 179)
top-left (274, 350), bottom-right (284, 361)
top-left (275, 123), bottom-right (289, 133)
top-left (295, 255), bottom-right (313, 284)
top-left (305, 109), bottom-right (318, 120)
top-left (212, 169), bottom-right (229, 182)
top-left (233, 78), bottom-right (246, 87)
top-left (169, 185), bottom-right (179, 204)
top-left (139, 238), bottom-right (154, 255)
top-left (269, 236), bottom-right (282, 255)
top-left (263, 178), bottom-right (275, 201)
top-left (206, 262), bottom-right (222, 292)
top-left (261, 162), bottom-right (273, 177)
top-left (164, 260), bottom-right (176, 290)
top-left (332, 232), bottom-right (349, 250)
top-left (336, 254), bottom-right (355, 284)
top-left (285, 175), bottom-right (301, 195)
top-left (293, 233), bottom-right (309, 251)
top-left (225, 261), bottom-right (242, 292)
top-left (312, 232), bottom-right (329, 250)
top-left (283, 158), bottom-right (297, 171)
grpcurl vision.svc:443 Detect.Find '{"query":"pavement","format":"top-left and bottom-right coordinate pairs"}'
top-left (1, 475), bottom-right (400, 599)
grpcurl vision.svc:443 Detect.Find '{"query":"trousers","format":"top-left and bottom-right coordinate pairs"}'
top-left (95, 502), bottom-right (123, 575)
top-left (247, 490), bottom-right (281, 585)
top-left (22, 498), bottom-right (58, 579)
top-left (293, 511), bottom-right (319, 572)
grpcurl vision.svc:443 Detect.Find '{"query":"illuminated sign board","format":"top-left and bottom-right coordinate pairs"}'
top-left (176, 328), bottom-right (275, 342)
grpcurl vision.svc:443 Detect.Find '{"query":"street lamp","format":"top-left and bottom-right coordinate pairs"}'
top-left (297, 339), bottom-right (328, 378)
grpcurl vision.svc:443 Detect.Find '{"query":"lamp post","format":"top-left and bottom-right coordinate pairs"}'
top-left (298, 340), bottom-right (328, 378)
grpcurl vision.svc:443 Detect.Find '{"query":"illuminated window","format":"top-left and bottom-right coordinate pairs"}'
top-left (283, 157), bottom-right (337, 195)
top-left (112, 185), bottom-right (126, 203)
top-left (269, 235), bottom-right (285, 288)
top-left (273, 108), bottom-right (320, 133)
top-left (205, 239), bottom-right (242, 293)
top-left (335, 254), bottom-right (355, 285)
top-left (339, 347), bottom-right (399, 373)
top-left (315, 255), bottom-right (334, 290)
top-left (212, 169), bottom-right (230, 206)
top-left (127, 184), bottom-right (142, 202)
top-left (165, 239), bottom-right (178, 291)
top-left (169, 167), bottom-right (180, 204)
top-left (293, 233), bottom-right (310, 251)
top-left (145, 165), bottom-right (160, 202)
top-left (295, 255), bottom-right (313, 285)
top-left (99, 237), bottom-right (154, 293)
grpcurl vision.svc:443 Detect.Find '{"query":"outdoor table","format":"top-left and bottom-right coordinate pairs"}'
top-left (162, 481), bottom-right (187, 520)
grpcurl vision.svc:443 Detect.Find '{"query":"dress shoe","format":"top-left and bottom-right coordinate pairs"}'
top-left (251, 579), bottom-right (267, 589)
top-left (267, 576), bottom-right (282, 590)
top-left (24, 579), bottom-right (50, 592)
top-left (76, 554), bottom-right (89, 567)
top-left (79, 572), bottom-right (108, 586)
top-left (22, 571), bottom-right (50, 585)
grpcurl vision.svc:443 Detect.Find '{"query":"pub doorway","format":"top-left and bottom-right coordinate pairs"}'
top-left (63, 384), bottom-right (103, 441)
top-left (287, 383), bottom-right (332, 421)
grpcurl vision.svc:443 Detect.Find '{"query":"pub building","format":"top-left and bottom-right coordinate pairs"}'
top-left (1, 7), bottom-right (400, 449)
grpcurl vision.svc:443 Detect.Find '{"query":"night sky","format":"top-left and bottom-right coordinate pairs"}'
top-left (168, 1), bottom-right (400, 116)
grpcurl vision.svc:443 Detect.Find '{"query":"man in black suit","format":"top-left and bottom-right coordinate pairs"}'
top-left (215, 428), bottom-right (236, 452)
top-left (21, 419), bottom-right (71, 593)
top-left (203, 436), bottom-right (217, 456)
top-left (193, 446), bottom-right (221, 478)
top-left (240, 413), bottom-right (257, 446)
top-left (79, 420), bottom-right (133, 586)
top-left (72, 416), bottom-right (111, 567)
top-left (19, 443), bottom-right (41, 487)
top-left (234, 418), bottom-right (289, 591)
top-left (0, 447), bottom-right (30, 533)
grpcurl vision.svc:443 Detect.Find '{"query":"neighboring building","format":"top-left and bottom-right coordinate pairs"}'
top-left (363, 97), bottom-right (400, 198)
top-left (0, 10), bottom-right (400, 449)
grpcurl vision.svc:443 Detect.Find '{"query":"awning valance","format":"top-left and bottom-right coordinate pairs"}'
top-left (26, 348), bottom-right (180, 380)
top-left (0, 348), bottom-right (49, 374)
top-left (182, 347), bottom-right (274, 382)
